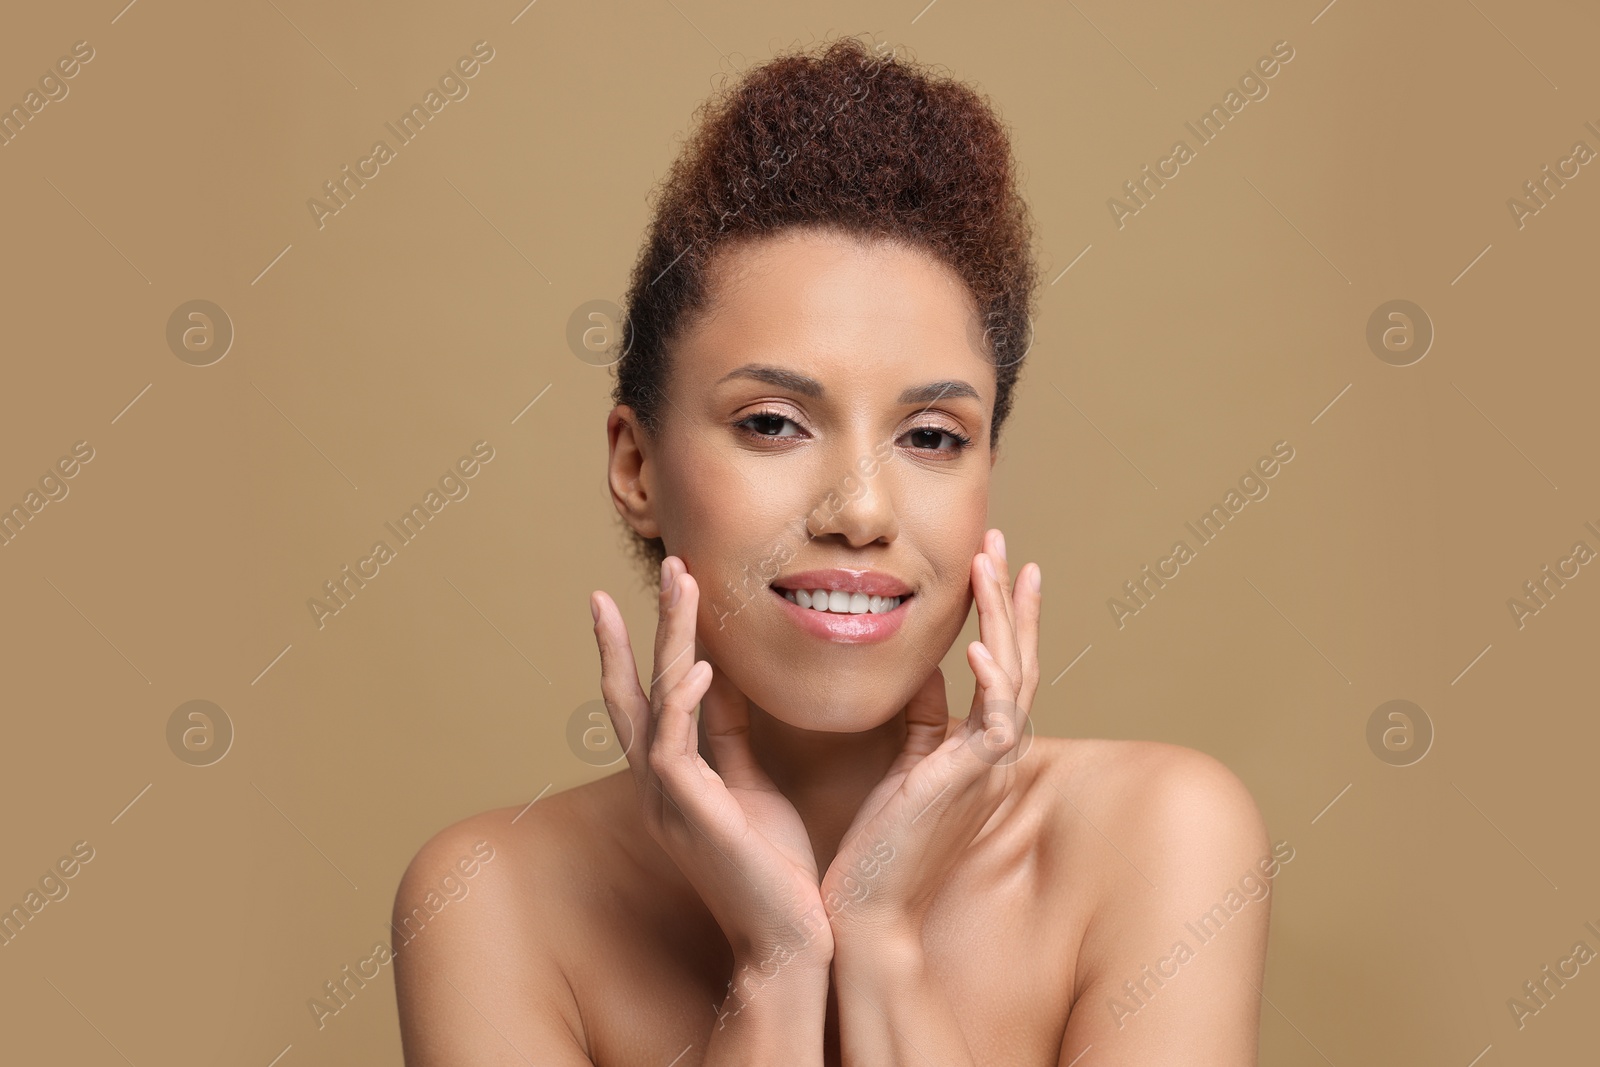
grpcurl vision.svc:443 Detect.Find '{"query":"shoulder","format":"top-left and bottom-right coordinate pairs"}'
top-left (1038, 738), bottom-right (1281, 1054)
top-left (1038, 736), bottom-right (1268, 861)
top-left (391, 775), bottom-right (631, 1063)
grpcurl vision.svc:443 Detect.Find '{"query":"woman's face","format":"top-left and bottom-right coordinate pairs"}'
top-left (614, 226), bottom-right (999, 731)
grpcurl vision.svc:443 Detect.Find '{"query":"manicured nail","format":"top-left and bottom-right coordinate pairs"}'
top-left (669, 574), bottom-right (683, 608)
top-left (1030, 565), bottom-right (1042, 593)
top-left (995, 530), bottom-right (1007, 562)
top-left (975, 643), bottom-right (994, 661)
top-left (981, 554), bottom-right (996, 581)
top-left (590, 594), bottom-right (601, 623)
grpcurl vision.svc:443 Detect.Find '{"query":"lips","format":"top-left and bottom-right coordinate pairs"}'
top-left (769, 569), bottom-right (913, 598)
top-left (766, 568), bottom-right (916, 643)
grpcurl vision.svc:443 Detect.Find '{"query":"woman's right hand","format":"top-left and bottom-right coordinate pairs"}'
top-left (589, 556), bottom-right (834, 971)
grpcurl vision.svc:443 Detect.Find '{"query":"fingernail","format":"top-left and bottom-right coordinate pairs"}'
top-left (590, 594), bottom-right (600, 623)
top-left (995, 531), bottom-right (1007, 562)
top-left (660, 560), bottom-right (673, 595)
top-left (669, 574), bottom-right (683, 608)
top-left (1031, 565), bottom-right (1041, 593)
top-left (975, 643), bottom-right (994, 661)
top-left (981, 554), bottom-right (996, 581)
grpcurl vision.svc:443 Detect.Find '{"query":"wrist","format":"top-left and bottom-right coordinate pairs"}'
top-left (830, 924), bottom-right (925, 978)
top-left (717, 948), bottom-right (831, 1035)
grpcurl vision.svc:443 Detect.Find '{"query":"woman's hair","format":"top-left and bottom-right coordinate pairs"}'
top-left (612, 34), bottom-right (1039, 581)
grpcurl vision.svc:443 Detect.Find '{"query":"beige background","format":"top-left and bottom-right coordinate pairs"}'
top-left (1, 0), bottom-right (1596, 1063)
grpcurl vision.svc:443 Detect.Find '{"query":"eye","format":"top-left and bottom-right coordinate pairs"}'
top-left (902, 424), bottom-right (973, 454)
top-left (735, 408), bottom-right (806, 442)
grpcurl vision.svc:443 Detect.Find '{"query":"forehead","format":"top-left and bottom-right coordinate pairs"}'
top-left (679, 228), bottom-right (988, 386)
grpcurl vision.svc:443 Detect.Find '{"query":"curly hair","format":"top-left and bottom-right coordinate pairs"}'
top-left (611, 34), bottom-right (1039, 582)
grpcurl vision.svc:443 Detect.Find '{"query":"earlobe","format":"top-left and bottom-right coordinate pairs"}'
top-left (607, 406), bottom-right (661, 538)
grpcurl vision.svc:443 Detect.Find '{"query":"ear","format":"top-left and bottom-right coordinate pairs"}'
top-left (607, 405), bottom-right (661, 539)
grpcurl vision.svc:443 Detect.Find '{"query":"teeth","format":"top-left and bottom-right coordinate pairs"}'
top-left (783, 587), bottom-right (903, 614)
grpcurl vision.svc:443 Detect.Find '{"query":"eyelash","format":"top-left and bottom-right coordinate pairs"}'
top-left (735, 407), bottom-right (974, 454)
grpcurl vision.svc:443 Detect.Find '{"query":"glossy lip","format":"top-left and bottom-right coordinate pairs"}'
top-left (770, 568), bottom-right (912, 597)
top-left (769, 584), bottom-right (912, 644)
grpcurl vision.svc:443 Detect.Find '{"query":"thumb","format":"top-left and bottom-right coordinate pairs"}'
top-left (699, 661), bottom-right (773, 790)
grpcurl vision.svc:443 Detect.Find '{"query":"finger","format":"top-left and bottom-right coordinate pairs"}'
top-left (989, 529), bottom-right (1017, 635)
top-left (651, 556), bottom-right (699, 717)
top-left (700, 661), bottom-right (775, 790)
top-left (655, 659), bottom-right (714, 772)
top-left (900, 666), bottom-right (950, 760)
top-left (972, 549), bottom-right (1021, 689)
top-left (590, 590), bottom-right (651, 791)
top-left (1012, 562), bottom-right (1042, 713)
top-left (966, 640), bottom-right (1024, 758)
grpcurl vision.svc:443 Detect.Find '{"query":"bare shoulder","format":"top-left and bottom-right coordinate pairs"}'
top-left (1035, 736), bottom-right (1281, 1060)
top-left (1036, 735), bottom-right (1269, 854)
top-left (391, 774), bottom-right (634, 1066)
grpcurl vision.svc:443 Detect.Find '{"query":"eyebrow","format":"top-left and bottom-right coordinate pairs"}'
top-left (715, 363), bottom-right (982, 405)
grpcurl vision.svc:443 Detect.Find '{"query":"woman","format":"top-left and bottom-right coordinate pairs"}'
top-left (395, 35), bottom-right (1274, 1066)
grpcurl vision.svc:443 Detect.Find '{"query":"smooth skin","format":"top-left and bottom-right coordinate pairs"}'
top-left (393, 228), bottom-right (1274, 1065)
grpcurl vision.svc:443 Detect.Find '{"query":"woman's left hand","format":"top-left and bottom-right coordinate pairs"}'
top-left (818, 528), bottom-right (1042, 945)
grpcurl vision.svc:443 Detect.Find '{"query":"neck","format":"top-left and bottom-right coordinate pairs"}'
top-left (696, 699), bottom-right (911, 871)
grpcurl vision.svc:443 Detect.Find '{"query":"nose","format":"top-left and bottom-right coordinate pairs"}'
top-left (804, 434), bottom-right (899, 546)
